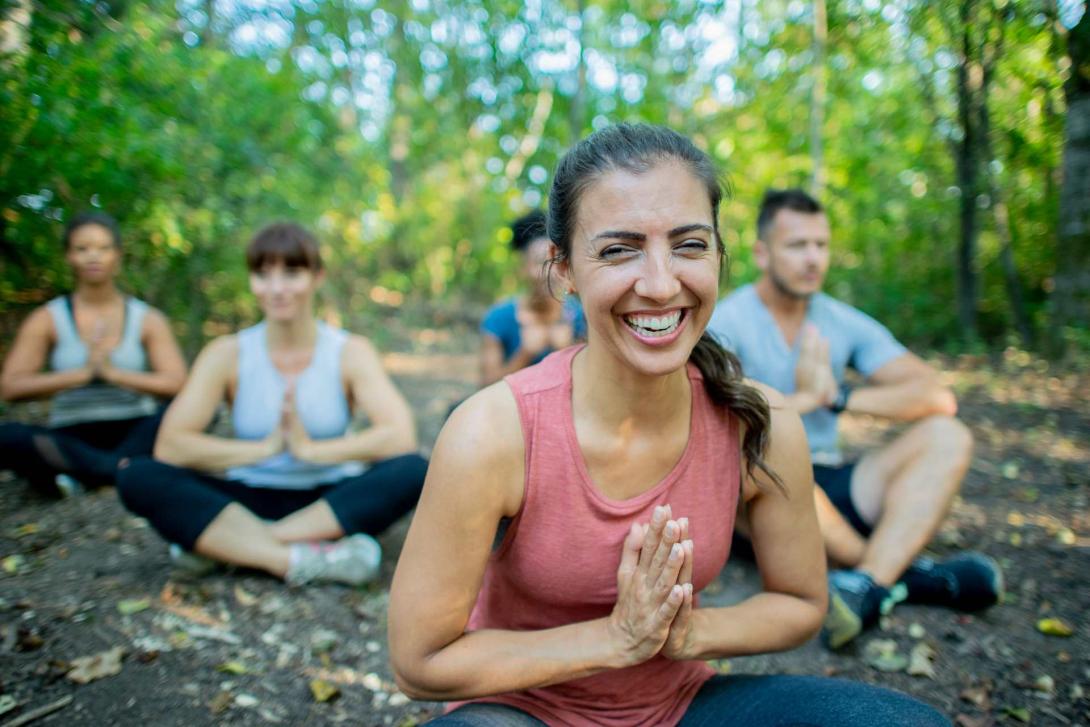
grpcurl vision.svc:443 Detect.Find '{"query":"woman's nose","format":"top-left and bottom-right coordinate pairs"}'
top-left (633, 253), bottom-right (681, 301)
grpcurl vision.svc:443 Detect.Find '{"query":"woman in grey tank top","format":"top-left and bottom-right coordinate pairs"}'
top-left (116, 222), bottom-right (427, 587)
top-left (0, 211), bottom-right (187, 495)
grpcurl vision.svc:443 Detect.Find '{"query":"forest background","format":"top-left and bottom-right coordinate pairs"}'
top-left (1, 0), bottom-right (1088, 360)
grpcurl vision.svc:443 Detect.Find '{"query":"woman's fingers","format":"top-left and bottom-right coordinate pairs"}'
top-left (647, 518), bottom-right (681, 575)
top-left (637, 505), bottom-right (671, 573)
top-left (655, 584), bottom-right (686, 626)
top-left (652, 540), bottom-right (685, 597)
top-left (615, 522), bottom-right (643, 593)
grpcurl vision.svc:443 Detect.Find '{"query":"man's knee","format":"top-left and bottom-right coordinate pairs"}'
top-left (915, 415), bottom-right (973, 462)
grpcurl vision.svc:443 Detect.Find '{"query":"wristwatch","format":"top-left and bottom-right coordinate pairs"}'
top-left (829, 386), bottom-right (852, 414)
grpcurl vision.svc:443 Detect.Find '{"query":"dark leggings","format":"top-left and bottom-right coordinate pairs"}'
top-left (0, 412), bottom-right (163, 493)
top-left (433, 674), bottom-right (950, 726)
top-left (116, 453), bottom-right (428, 550)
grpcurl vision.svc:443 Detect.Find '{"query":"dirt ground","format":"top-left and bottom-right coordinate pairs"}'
top-left (1, 331), bottom-right (1088, 726)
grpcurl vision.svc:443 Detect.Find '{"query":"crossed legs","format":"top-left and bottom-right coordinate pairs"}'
top-left (818, 415), bottom-right (973, 586)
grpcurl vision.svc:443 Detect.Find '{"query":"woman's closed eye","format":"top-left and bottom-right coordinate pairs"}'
top-left (598, 244), bottom-right (639, 260)
top-left (675, 239), bottom-right (710, 254)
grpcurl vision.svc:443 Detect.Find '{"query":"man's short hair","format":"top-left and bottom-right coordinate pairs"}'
top-left (510, 209), bottom-right (548, 253)
top-left (757, 189), bottom-right (824, 241)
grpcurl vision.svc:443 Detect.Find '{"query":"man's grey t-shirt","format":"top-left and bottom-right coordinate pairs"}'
top-left (707, 284), bottom-right (906, 465)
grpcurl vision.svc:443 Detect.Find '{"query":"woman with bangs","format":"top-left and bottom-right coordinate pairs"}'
top-left (117, 222), bottom-right (427, 585)
top-left (0, 211), bottom-right (186, 496)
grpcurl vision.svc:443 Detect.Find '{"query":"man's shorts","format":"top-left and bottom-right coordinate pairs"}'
top-left (813, 463), bottom-right (873, 537)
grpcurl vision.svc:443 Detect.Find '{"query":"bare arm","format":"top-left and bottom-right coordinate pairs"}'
top-left (290, 335), bottom-right (417, 464)
top-left (845, 353), bottom-right (957, 421)
top-left (667, 385), bottom-right (827, 660)
top-left (479, 334), bottom-right (538, 387)
top-left (100, 308), bottom-right (187, 398)
top-left (389, 386), bottom-right (683, 700)
top-left (0, 307), bottom-right (93, 401)
top-left (153, 337), bottom-right (278, 471)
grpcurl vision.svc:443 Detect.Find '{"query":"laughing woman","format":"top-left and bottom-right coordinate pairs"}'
top-left (388, 125), bottom-right (949, 725)
top-left (117, 222), bottom-right (427, 585)
top-left (0, 211), bottom-right (186, 495)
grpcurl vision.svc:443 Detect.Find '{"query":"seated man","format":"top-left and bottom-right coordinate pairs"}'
top-left (708, 188), bottom-right (1002, 648)
top-left (478, 210), bottom-right (585, 386)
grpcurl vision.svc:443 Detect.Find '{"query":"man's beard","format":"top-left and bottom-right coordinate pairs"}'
top-left (769, 264), bottom-right (816, 301)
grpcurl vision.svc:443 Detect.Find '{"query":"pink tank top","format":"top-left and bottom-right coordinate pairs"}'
top-left (457, 345), bottom-right (741, 726)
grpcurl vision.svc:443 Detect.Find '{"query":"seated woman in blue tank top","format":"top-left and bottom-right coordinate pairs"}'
top-left (479, 210), bottom-right (586, 386)
top-left (0, 211), bottom-right (187, 495)
top-left (116, 222), bottom-right (427, 586)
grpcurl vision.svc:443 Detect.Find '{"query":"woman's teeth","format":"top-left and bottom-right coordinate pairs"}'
top-left (623, 310), bottom-right (683, 337)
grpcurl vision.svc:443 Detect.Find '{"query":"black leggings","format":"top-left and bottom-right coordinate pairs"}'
top-left (116, 454), bottom-right (428, 550)
top-left (0, 412), bottom-right (164, 493)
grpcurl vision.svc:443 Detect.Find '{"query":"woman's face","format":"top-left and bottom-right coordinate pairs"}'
top-left (66, 224), bottom-right (120, 285)
top-left (249, 261), bottom-right (322, 323)
top-left (561, 161), bottom-right (721, 378)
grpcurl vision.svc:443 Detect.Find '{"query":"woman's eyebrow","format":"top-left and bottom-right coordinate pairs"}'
top-left (668, 223), bottom-right (714, 237)
top-left (592, 230), bottom-right (645, 242)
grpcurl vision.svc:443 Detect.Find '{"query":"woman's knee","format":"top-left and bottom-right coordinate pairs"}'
top-left (115, 456), bottom-right (165, 511)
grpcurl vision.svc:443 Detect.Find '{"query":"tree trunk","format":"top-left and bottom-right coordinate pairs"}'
top-left (1053, 4), bottom-right (1090, 349)
top-left (0, 0), bottom-right (30, 56)
top-left (570, 0), bottom-right (587, 144)
top-left (810, 0), bottom-right (827, 197)
top-left (954, 0), bottom-right (981, 339)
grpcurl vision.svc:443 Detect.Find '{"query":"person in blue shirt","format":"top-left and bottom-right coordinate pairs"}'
top-left (708, 189), bottom-right (1002, 649)
top-left (479, 210), bottom-right (586, 386)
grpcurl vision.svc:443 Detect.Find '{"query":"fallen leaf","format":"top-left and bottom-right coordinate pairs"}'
top-left (1033, 675), bottom-right (1055, 694)
top-left (310, 628), bottom-right (338, 654)
top-left (0, 695), bottom-right (16, 717)
top-left (388, 692), bottom-right (409, 707)
top-left (907, 642), bottom-right (937, 678)
top-left (310, 679), bottom-right (341, 703)
top-left (954, 714), bottom-right (993, 727)
top-left (117, 598), bottom-right (151, 615)
top-left (67, 646), bottom-right (124, 684)
top-left (961, 685), bottom-right (991, 710)
top-left (233, 585), bottom-right (257, 607)
top-left (1037, 618), bottom-right (1074, 637)
top-left (234, 694), bottom-right (259, 708)
top-left (1002, 462), bottom-right (1020, 479)
top-left (216, 661), bottom-right (252, 675)
top-left (863, 639), bottom-right (908, 673)
top-left (209, 691), bottom-right (233, 715)
top-left (908, 623), bottom-right (926, 640)
top-left (1001, 706), bottom-right (1030, 723)
top-left (13, 522), bottom-right (39, 537)
top-left (2, 555), bottom-right (25, 574)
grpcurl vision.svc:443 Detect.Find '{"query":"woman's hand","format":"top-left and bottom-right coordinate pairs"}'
top-left (661, 518), bottom-right (696, 660)
top-left (606, 505), bottom-right (688, 667)
top-left (281, 382), bottom-right (315, 461)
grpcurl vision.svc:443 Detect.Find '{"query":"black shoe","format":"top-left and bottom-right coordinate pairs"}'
top-left (822, 570), bottom-right (905, 649)
top-left (898, 552), bottom-right (1003, 612)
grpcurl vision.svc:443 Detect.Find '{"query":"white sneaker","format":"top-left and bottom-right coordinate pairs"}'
top-left (168, 544), bottom-right (220, 577)
top-left (285, 534), bottom-right (382, 586)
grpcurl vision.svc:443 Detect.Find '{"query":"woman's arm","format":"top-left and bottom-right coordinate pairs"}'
top-left (0, 307), bottom-right (92, 401)
top-left (99, 308), bottom-right (187, 398)
top-left (388, 386), bottom-right (687, 701)
top-left (287, 335), bottom-right (416, 464)
top-left (479, 334), bottom-right (540, 387)
top-left (663, 384), bottom-right (827, 661)
top-left (153, 337), bottom-right (279, 471)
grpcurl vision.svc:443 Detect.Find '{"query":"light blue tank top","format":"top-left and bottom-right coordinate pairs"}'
top-left (46, 295), bottom-right (159, 427)
top-left (225, 322), bottom-right (365, 489)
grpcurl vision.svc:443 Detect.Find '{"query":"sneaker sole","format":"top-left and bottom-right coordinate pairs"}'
top-left (822, 590), bottom-right (862, 650)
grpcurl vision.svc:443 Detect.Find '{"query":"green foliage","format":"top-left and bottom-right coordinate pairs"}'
top-left (0, 0), bottom-right (1074, 353)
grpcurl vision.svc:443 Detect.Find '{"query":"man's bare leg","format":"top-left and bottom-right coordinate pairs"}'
top-left (849, 415), bottom-right (973, 586)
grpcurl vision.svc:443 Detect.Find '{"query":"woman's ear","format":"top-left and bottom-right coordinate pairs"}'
top-left (550, 244), bottom-right (575, 295)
